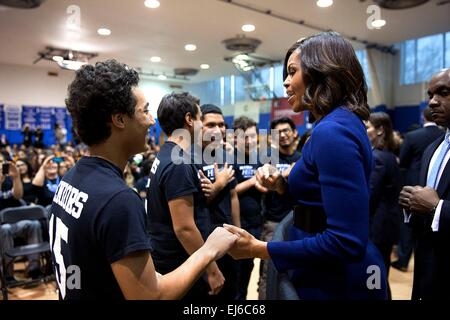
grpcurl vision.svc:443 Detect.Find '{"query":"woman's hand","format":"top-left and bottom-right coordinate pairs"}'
top-left (223, 224), bottom-right (270, 260)
top-left (255, 164), bottom-right (287, 195)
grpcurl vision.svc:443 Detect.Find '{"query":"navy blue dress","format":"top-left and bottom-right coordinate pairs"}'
top-left (267, 107), bottom-right (388, 300)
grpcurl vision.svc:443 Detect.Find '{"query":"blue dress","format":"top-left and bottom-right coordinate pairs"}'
top-left (267, 107), bottom-right (388, 300)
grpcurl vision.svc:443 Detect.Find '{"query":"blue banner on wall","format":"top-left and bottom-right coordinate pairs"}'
top-left (22, 106), bottom-right (39, 130)
top-left (38, 107), bottom-right (54, 130)
top-left (4, 105), bottom-right (22, 131)
top-left (0, 104), bottom-right (72, 146)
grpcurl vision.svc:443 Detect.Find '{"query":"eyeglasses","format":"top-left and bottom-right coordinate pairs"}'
top-left (278, 128), bottom-right (293, 135)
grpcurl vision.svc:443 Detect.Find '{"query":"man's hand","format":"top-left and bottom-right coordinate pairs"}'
top-left (206, 263), bottom-right (225, 295)
top-left (199, 170), bottom-right (215, 199)
top-left (214, 163), bottom-right (235, 189)
top-left (399, 185), bottom-right (415, 209)
top-left (203, 227), bottom-right (239, 261)
top-left (409, 187), bottom-right (440, 216)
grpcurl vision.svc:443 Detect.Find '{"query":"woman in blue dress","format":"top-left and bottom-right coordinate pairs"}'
top-left (224, 32), bottom-right (388, 300)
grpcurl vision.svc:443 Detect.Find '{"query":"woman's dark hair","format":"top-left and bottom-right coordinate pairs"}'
top-left (283, 32), bottom-right (370, 121)
top-left (157, 92), bottom-right (200, 135)
top-left (369, 112), bottom-right (397, 152)
top-left (17, 158), bottom-right (34, 177)
top-left (66, 59), bottom-right (139, 146)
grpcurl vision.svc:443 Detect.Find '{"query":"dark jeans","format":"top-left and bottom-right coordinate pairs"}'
top-left (0, 220), bottom-right (43, 277)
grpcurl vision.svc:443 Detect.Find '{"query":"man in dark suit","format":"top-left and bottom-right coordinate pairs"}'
top-left (399, 68), bottom-right (450, 300)
top-left (393, 107), bottom-right (444, 271)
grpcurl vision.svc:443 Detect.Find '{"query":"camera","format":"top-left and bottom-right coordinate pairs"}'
top-left (53, 157), bottom-right (64, 164)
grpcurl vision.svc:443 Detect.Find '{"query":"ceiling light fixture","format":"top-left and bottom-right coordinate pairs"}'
top-left (200, 64), bottom-right (210, 70)
top-left (371, 19), bottom-right (386, 29)
top-left (241, 24), bottom-right (256, 32)
top-left (34, 47), bottom-right (98, 71)
top-left (158, 74), bottom-right (167, 80)
top-left (97, 28), bottom-right (111, 36)
top-left (316, 0), bottom-right (333, 8)
top-left (144, 0), bottom-right (160, 9)
top-left (150, 56), bottom-right (162, 63)
top-left (184, 44), bottom-right (197, 51)
top-left (52, 56), bottom-right (64, 62)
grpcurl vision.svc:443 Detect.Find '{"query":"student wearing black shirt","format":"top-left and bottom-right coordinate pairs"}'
top-left (197, 104), bottom-right (240, 300)
top-left (147, 93), bottom-right (227, 300)
top-left (50, 60), bottom-right (236, 300)
top-left (233, 116), bottom-right (266, 300)
top-left (259, 117), bottom-right (301, 299)
top-left (32, 155), bottom-right (60, 206)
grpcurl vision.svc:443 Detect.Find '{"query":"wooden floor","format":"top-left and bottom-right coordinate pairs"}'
top-left (5, 256), bottom-right (413, 300)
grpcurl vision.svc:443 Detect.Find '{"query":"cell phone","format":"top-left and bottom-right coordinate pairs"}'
top-left (2, 163), bottom-right (9, 175)
top-left (53, 157), bottom-right (64, 164)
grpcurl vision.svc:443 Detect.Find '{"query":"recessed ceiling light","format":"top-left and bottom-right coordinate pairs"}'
top-left (144, 0), bottom-right (160, 9)
top-left (200, 64), bottom-right (210, 70)
top-left (242, 24), bottom-right (256, 32)
top-left (158, 74), bottom-right (167, 80)
top-left (371, 19), bottom-right (386, 29)
top-left (97, 28), bottom-right (111, 36)
top-left (52, 56), bottom-right (64, 62)
top-left (185, 44), bottom-right (197, 51)
top-left (316, 0), bottom-right (333, 8)
top-left (150, 56), bottom-right (162, 63)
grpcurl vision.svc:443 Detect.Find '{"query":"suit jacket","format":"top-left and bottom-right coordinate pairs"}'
top-left (399, 125), bottom-right (444, 186)
top-left (411, 133), bottom-right (450, 300)
top-left (369, 149), bottom-right (401, 246)
top-left (267, 107), bottom-right (387, 300)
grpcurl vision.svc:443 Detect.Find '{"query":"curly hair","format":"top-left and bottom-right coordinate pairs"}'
top-left (283, 32), bottom-right (370, 121)
top-left (65, 59), bottom-right (139, 146)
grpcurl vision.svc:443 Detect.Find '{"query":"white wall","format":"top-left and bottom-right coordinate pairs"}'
top-left (0, 63), bottom-right (75, 107)
top-left (0, 63), bottom-right (184, 117)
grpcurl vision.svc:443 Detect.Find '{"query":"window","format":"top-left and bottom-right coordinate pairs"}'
top-left (355, 50), bottom-right (372, 88)
top-left (400, 32), bottom-right (449, 85)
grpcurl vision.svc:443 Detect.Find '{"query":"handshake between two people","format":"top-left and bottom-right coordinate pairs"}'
top-left (205, 225), bottom-right (270, 262)
top-left (204, 163), bottom-right (290, 261)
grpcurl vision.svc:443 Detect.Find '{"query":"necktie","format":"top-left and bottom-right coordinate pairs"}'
top-left (427, 133), bottom-right (450, 189)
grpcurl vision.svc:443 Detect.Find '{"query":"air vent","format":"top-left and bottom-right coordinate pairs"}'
top-left (174, 68), bottom-right (198, 76)
top-left (222, 35), bottom-right (262, 53)
top-left (0, 0), bottom-right (44, 8)
top-left (373, 0), bottom-right (430, 9)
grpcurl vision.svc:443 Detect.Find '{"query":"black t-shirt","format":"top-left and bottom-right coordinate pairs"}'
top-left (49, 157), bottom-right (152, 300)
top-left (146, 142), bottom-right (210, 274)
top-left (195, 149), bottom-right (237, 226)
top-left (263, 150), bottom-right (301, 222)
top-left (234, 153), bottom-right (263, 230)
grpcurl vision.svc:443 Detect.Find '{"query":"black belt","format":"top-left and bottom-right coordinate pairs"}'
top-left (293, 205), bottom-right (327, 233)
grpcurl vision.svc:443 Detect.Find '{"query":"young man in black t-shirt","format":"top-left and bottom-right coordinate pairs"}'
top-left (233, 116), bottom-right (267, 300)
top-left (50, 60), bottom-right (237, 300)
top-left (197, 104), bottom-right (240, 300)
top-left (259, 117), bottom-right (301, 299)
top-left (147, 93), bottom-right (226, 300)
